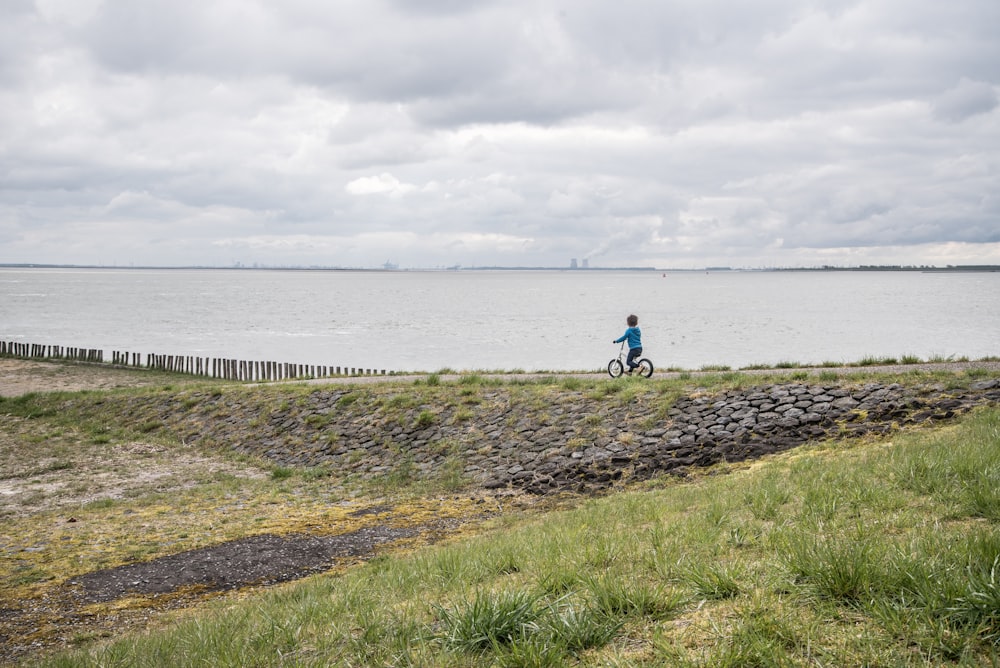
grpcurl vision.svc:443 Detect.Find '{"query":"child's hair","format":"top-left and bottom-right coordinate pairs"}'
top-left (627, 314), bottom-right (638, 327)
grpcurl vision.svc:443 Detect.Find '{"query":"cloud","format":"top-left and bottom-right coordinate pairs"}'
top-left (1, 0), bottom-right (998, 268)
top-left (345, 173), bottom-right (418, 197)
top-left (933, 78), bottom-right (998, 122)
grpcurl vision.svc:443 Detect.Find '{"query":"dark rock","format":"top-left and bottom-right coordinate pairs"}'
top-left (123, 377), bottom-right (999, 498)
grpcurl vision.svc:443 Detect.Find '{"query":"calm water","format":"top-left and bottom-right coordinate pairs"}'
top-left (1, 268), bottom-right (997, 373)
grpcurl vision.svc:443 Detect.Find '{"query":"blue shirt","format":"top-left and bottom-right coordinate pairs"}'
top-left (615, 326), bottom-right (642, 349)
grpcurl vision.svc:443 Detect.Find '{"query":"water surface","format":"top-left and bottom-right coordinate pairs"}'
top-left (1, 268), bottom-right (996, 372)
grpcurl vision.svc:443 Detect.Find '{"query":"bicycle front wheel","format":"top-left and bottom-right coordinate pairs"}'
top-left (608, 359), bottom-right (624, 378)
top-left (637, 358), bottom-right (654, 378)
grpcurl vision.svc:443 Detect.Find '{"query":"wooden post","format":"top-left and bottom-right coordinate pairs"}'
top-left (2, 340), bottom-right (397, 380)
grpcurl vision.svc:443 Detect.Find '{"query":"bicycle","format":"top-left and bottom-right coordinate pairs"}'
top-left (607, 342), bottom-right (654, 378)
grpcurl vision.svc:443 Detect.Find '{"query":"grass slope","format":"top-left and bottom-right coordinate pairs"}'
top-left (2, 365), bottom-right (999, 666)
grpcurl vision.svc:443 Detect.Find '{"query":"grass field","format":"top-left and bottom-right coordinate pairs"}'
top-left (2, 360), bottom-right (999, 666)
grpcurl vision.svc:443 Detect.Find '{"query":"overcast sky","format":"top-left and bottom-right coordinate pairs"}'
top-left (2, 0), bottom-right (998, 269)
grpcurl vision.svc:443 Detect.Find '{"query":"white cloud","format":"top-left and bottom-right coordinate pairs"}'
top-left (345, 173), bottom-right (418, 197)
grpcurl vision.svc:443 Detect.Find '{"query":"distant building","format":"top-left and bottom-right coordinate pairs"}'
top-left (570, 258), bottom-right (578, 269)
top-left (582, 259), bottom-right (589, 269)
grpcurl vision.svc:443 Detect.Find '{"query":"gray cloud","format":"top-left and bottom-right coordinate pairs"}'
top-left (1, 0), bottom-right (998, 268)
top-left (933, 78), bottom-right (998, 122)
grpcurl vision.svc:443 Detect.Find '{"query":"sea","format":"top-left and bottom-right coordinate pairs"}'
top-left (1, 267), bottom-right (997, 374)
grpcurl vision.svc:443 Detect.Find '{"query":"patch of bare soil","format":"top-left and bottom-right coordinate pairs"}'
top-left (0, 434), bottom-right (267, 518)
top-left (69, 527), bottom-right (421, 604)
top-left (0, 359), bottom-right (185, 398)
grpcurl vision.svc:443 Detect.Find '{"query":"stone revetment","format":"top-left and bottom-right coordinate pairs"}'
top-left (127, 379), bottom-right (1000, 495)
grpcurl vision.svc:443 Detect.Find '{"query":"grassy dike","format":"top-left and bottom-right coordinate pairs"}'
top-left (2, 364), bottom-right (999, 666)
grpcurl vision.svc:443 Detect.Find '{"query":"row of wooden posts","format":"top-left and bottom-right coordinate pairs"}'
top-left (0, 340), bottom-right (389, 381)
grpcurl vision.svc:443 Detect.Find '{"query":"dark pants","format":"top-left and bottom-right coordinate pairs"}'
top-left (627, 347), bottom-right (642, 369)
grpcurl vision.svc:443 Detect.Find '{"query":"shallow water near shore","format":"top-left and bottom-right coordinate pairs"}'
top-left (2, 267), bottom-right (998, 373)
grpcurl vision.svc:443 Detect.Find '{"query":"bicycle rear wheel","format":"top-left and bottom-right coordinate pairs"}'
top-left (636, 358), bottom-right (654, 378)
top-left (608, 359), bottom-right (624, 378)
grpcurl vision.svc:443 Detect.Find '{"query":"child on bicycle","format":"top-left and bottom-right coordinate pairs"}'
top-left (613, 314), bottom-right (642, 373)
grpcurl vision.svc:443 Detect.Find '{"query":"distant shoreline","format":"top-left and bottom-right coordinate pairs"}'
top-left (2, 263), bottom-right (998, 273)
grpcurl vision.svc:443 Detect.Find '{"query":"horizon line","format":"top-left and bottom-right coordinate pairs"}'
top-left (1, 262), bottom-right (999, 273)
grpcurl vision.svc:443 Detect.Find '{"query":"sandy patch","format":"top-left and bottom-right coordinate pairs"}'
top-left (0, 359), bottom-right (184, 397)
top-left (0, 434), bottom-right (266, 518)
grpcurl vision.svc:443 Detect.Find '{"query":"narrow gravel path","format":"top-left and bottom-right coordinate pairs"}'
top-left (290, 360), bottom-right (1000, 386)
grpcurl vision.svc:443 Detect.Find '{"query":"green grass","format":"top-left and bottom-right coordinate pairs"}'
top-left (269, 465), bottom-right (294, 480)
top-left (31, 401), bottom-right (1000, 666)
top-left (858, 355), bottom-right (899, 366)
top-left (699, 364), bottom-right (732, 372)
top-left (4, 359), bottom-right (999, 665)
top-left (415, 409), bottom-right (436, 428)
